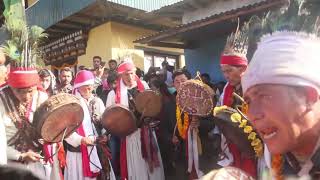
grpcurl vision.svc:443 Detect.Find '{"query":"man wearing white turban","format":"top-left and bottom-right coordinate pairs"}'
top-left (242, 0), bottom-right (320, 178)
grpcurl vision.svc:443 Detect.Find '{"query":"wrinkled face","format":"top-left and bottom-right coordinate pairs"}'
top-left (60, 71), bottom-right (72, 85)
top-left (244, 84), bottom-right (314, 154)
top-left (78, 85), bottom-right (93, 99)
top-left (40, 76), bottom-right (51, 90)
top-left (109, 62), bottom-right (117, 71)
top-left (121, 70), bottom-right (136, 87)
top-left (93, 58), bottom-right (101, 69)
top-left (173, 74), bottom-right (188, 93)
top-left (220, 64), bottom-right (246, 86)
top-left (11, 86), bottom-right (37, 106)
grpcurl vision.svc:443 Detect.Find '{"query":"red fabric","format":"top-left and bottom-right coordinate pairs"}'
top-left (117, 62), bottom-right (135, 74)
top-left (120, 139), bottom-right (128, 180)
top-left (223, 83), bottom-right (234, 106)
top-left (8, 70), bottom-right (39, 88)
top-left (141, 126), bottom-right (160, 172)
top-left (0, 82), bottom-right (7, 88)
top-left (73, 70), bottom-right (95, 89)
top-left (220, 55), bottom-right (248, 66)
top-left (228, 143), bottom-right (257, 178)
top-left (57, 142), bottom-right (66, 168)
top-left (43, 143), bottom-right (53, 164)
top-left (76, 124), bottom-right (99, 178)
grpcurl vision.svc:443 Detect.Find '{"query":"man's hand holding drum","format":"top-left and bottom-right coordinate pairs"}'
top-left (19, 151), bottom-right (42, 163)
top-left (81, 136), bottom-right (96, 146)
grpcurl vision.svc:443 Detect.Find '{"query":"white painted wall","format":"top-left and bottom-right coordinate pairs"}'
top-left (182, 0), bottom-right (265, 24)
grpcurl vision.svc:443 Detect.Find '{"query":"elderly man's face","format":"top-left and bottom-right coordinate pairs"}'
top-left (221, 64), bottom-right (246, 86)
top-left (78, 85), bottom-right (93, 100)
top-left (11, 86), bottom-right (37, 106)
top-left (121, 70), bottom-right (136, 88)
top-left (244, 84), bottom-right (316, 154)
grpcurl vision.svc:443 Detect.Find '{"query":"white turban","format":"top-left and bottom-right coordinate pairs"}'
top-left (242, 31), bottom-right (320, 93)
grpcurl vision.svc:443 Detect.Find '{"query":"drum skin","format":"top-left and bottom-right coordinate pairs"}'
top-left (177, 80), bottom-right (215, 116)
top-left (101, 104), bottom-right (137, 137)
top-left (33, 93), bottom-right (83, 143)
top-left (134, 90), bottom-right (162, 117)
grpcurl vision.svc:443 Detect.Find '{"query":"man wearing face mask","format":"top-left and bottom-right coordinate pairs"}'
top-left (171, 69), bottom-right (217, 179)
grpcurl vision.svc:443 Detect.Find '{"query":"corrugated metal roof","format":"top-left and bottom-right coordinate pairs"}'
top-left (106, 0), bottom-right (183, 12)
top-left (135, 0), bottom-right (286, 44)
top-left (26, 0), bottom-right (95, 28)
top-left (26, 0), bottom-right (183, 29)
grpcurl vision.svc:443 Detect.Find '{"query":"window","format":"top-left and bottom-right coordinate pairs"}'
top-left (144, 52), bottom-right (178, 72)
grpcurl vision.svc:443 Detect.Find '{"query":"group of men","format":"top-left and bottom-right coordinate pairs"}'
top-left (1, 0), bottom-right (320, 179)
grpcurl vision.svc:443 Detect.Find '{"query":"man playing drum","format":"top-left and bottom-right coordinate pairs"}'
top-left (64, 70), bottom-right (116, 180)
top-left (0, 61), bottom-right (62, 180)
top-left (0, 1), bottom-right (62, 178)
top-left (172, 69), bottom-right (217, 179)
top-left (106, 60), bottom-right (164, 180)
top-left (242, 0), bottom-right (320, 178)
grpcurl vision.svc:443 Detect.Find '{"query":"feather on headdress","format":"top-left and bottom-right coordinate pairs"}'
top-left (248, 0), bottom-right (320, 47)
top-left (242, 0), bottom-right (320, 94)
top-left (220, 19), bottom-right (250, 66)
top-left (223, 20), bottom-right (250, 58)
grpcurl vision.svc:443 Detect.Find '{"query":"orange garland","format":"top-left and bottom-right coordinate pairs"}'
top-left (271, 154), bottom-right (284, 180)
top-left (176, 106), bottom-right (189, 140)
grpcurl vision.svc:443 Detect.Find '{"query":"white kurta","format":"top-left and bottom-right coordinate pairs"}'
top-left (0, 88), bottom-right (60, 180)
top-left (65, 95), bottom-right (116, 180)
top-left (0, 106), bottom-right (7, 165)
top-left (106, 80), bottom-right (164, 180)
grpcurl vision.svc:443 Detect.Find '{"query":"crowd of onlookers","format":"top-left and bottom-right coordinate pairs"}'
top-left (0, 55), bottom-right (227, 179)
top-left (0, 56), bottom-right (226, 105)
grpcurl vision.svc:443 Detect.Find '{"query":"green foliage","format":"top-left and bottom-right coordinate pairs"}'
top-left (1, 1), bottom-right (47, 67)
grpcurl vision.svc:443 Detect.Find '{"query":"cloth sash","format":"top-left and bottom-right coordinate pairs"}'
top-left (187, 127), bottom-right (203, 179)
top-left (74, 93), bottom-right (101, 177)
